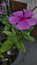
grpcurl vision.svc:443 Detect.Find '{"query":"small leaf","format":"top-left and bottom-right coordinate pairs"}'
top-left (21, 31), bottom-right (30, 40)
top-left (12, 28), bottom-right (16, 35)
top-left (27, 27), bottom-right (34, 32)
top-left (28, 36), bottom-right (35, 41)
top-left (3, 20), bottom-right (10, 27)
top-left (3, 31), bottom-right (16, 38)
top-left (3, 31), bottom-right (12, 36)
top-left (0, 53), bottom-right (3, 58)
top-left (24, 31), bottom-right (35, 41)
top-left (22, 31), bottom-right (35, 41)
top-left (4, 26), bottom-right (10, 31)
top-left (22, 34), bottom-right (29, 40)
top-left (16, 41), bottom-right (26, 52)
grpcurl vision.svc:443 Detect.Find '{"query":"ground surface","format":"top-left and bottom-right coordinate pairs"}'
top-left (19, 40), bottom-right (37, 65)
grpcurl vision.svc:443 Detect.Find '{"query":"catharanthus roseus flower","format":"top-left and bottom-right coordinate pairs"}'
top-left (1, 1), bottom-right (6, 6)
top-left (8, 9), bottom-right (37, 30)
top-left (0, 10), bottom-right (3, 14)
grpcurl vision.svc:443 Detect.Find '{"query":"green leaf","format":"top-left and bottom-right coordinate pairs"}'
top-left (4, 26), bottom-right (10, 31)
top-left (3, 20), bottom-right (10, 31)
top-left (22, 34), bottom-right (29, 40)
top-left (0, 39), bottom-right (14, 53)
top-left (16, 41), bottom-right (26, 52)
top-left (21, 31), bottom-right (30, 40)
top-left (3, 20), bottom-right (10, 27)
top-left (0, 53), bottom-right (3, 58)
top-left (22, 31), bottom-right (35, 41)
top-left (12, 28), bottom-right (16, 35)
top-left (27, 27), bottom-right (34, 32)
top-left (3, 31), bottom-right (16, 38)
top-left (24, 31), bottom-right (35, 41)
top-left (27, 36), bottom-right (35, 41)
top-left (3, 31), bottom-right (12, 36)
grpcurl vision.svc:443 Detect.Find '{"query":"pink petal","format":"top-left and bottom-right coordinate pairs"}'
top-left (0, 10), bottom-right (3, 14)
top-left (36, 19), bottom-right (37, 24)
top-left (1, 1), bottom-right (6, 6)
top-left (13, 11), bottom-right (23, 17)
top-left (26, 18), bottom-right (37, 26)
top-left (24, 9), bottom-right (33, 18)
top-left (8, 16), bottom-right (20, 24)
top-left (16, 20), bottom-right (30, 30)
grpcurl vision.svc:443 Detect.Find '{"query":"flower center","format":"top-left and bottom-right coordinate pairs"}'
top-left (20, 16), bottom-right (25, 21)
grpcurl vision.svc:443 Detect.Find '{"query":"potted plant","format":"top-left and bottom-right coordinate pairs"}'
top-left (0, 1), bottom-right (37, 65)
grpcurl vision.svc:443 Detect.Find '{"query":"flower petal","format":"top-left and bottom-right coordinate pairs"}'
top-left (24, 9), bottom-right (33, 18)
top-left (13, 11), bottom-right (23, 17)
top-left (8, 16), bottom-right (20, 24)
top-left (26, 18), bottom-right (37, 26)
top-left (1, 1), bottom-right (6, 6)
top-left (0, 10), bottom-right (3, 14)
top-left (16, 20), bottom-right (30, 30)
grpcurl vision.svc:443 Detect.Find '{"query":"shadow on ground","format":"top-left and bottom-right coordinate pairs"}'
top-left (19, 40), bottom-right (37, 65)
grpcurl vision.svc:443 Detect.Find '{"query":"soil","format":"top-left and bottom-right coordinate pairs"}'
top-left (0, 46), bottom-right (19, 65)
top-left (0, 22), bottom-right (5, 32)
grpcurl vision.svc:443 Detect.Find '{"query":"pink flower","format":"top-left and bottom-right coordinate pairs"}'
top-left (8, 9), bottom-right (37, 30)
top-left (0, 10), bottom-right (3, 14)
top-left (1, 1), bottom-right (6, 6)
